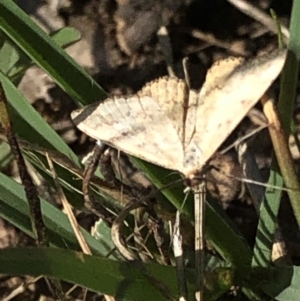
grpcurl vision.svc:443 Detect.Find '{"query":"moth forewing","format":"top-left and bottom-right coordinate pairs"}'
top-left (71, 95), bottom-right (185, 172)
top-left (182, 48), bottom-right (287, 177)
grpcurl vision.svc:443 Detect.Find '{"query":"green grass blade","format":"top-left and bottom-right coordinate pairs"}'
top-left (277, 0), bottom-right (300, 225)
top-left (0, 248), bottom-right (182, 301)
top-left (50, 27), bottom-right (81, 48)
top-left (288, 1), bottom-right (300, 61)
top-left (0, 27), bottom-right (80, 77)
top-left (0, 0), bottom-right (106, 105)
top-left (252, 167), bottom-right (283, 268)
top-left (261, 265), bottom-right (299, 300)
top-left (0, 247), bottom-right (235, 301)
top-left (0, 171), bottom-right (119, 258)
top-left (0, 140), bottom-right (12, 168)
top-left (5, 26), bottom-right (81, 80)
top-left (0, 72), bottom-right (80, 165)
top-left (0, 32), bottom-right (20, 74)
top-left (253, 2), bottom-right (300, 268)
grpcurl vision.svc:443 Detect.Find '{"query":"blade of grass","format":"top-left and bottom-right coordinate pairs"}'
top-left (277, 0), bottom-right (300, 221)
top-left (50, 27), bottom-right (81, 48)
top-left (7, 26), bottom-right (81, 80)
top-left (0, 32), bottom-right (20, 74)
top-left (0, 247), bottom-right (184, 301)
top-left (0, 27), bottom-right (80, 78)
top-left (0, 0), bottom-right (106, 105)
top-left (0, 171), bottom-right (120, 259)
top-left (0, 247), bottom-right (236, 301)
top-left (252, 2), bottom-right (300, 295)
top-left (251, 10), bottom-right (287, 270)
top-left (0, 81), bottom-right (49, 247)
top-left (0, 71), bottom-right (80, 166)
top-left (0, 141), bottom-right (12, 168)
top-left (252, 165), bottom-right (283, 268)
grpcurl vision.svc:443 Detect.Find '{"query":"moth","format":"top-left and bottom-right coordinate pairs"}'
top-left (72, 49), bottom-right (287, 301)
top-left (71, 49), bottom-right (287, 183)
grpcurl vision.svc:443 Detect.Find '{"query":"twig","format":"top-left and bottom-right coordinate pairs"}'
top-left (112, 198), bottom-right (177, 300)
top-left (47, 153), bottom-right (91, 254)
top-left (111, 199), bottom-right (143, 260)
top-left (0, 84), bottom-right (47, 246)
top-left (46, 154), bottom-right (116, 301)
top-left (193, 181), bottom-right (206, 301)
top-left (157, 26), bottom-right (175, 77)
top-left (187, 28), bottom-right (249, 56)
top-left (148, 214), bottom-right (171, 265)
top-left (227, 0), bottom-right (289, 39)
top-left (0, 133), bottom-right (135, 206)
top-left (0, 82), bottom-right (65, 300)
top-left (261, 94), bottom-right (300, 226)
top-left (173, 211), bottom-right (188, 301)
top-left (2, 276), bottom-right (43, 301)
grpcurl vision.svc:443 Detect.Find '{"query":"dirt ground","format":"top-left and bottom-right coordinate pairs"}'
top-left (1, 0), bottom-right (298, 300)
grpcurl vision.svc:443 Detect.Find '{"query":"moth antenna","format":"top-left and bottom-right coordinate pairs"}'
top-left (212, 165), bottom-right (298, 193)
top-left (221, 124), bottom-right (268, 155)
top-left (157, 177), bottom-right (186, 192)
top-left (227, 0), bottom-right (289, 39)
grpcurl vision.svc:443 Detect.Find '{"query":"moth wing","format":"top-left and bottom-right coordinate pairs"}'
top-left (183, 49), bottom-right (287, 176)
top-left (71, 95), bottom-right (184, 172)
top-left (139, 76), bottom-right (188, 141)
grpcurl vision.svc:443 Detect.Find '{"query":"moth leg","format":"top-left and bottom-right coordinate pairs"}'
top-left (99, 144), bottom-right (123, 188)
top-left (147, 205), bottom-right (171, 265)
top-left (82, 143), bottom-right (115, 224)
top-left (97, 143), bottom-right (171, 264)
